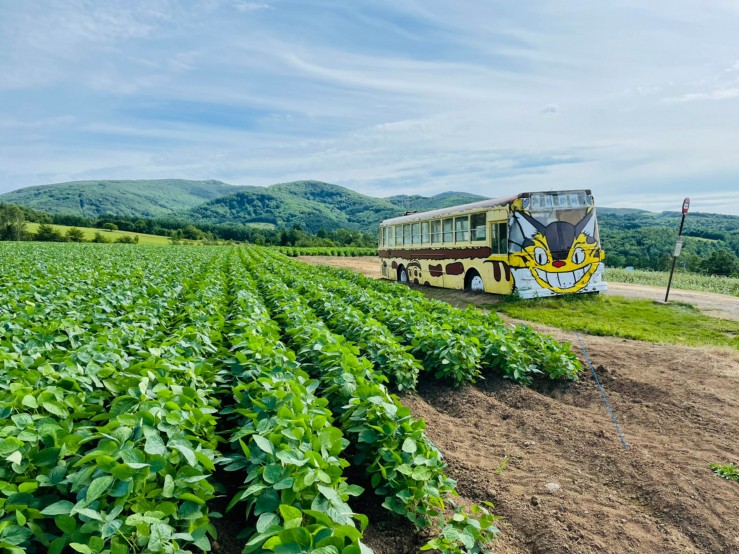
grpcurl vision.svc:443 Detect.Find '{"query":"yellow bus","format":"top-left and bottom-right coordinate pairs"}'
top-left (378, 190), bottom-right (607, 298)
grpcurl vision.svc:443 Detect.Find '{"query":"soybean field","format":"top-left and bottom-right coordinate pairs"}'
top-left (0, 242), bottom-right (589, 554)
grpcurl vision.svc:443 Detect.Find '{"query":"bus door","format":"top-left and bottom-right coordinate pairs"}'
top-left (486, 219), bottom-right (513, 293)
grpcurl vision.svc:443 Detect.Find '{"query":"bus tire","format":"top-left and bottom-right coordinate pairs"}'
top-left (398, 266), bottom-right (409, 284)
top-left (465, 269), bottom-right (485, 293)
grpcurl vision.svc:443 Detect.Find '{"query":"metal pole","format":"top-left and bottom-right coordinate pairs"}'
top-left (665, 207), bottom-right (687, 303)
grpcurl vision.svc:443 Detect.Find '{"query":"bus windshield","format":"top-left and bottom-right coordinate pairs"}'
top-left (522, 191), bottom-right (593, 226)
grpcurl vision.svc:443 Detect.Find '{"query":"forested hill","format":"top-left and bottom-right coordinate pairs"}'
top-left (0, 179), bottom-right (245, 218)
top-left (1, 179), bottom-right (489, 233)
top-left (181, 182), bottom-right (402, 232)
top-left (385, 191), bottom-right (487, 211)
top-left (598, 208), bottom-right (739, 274)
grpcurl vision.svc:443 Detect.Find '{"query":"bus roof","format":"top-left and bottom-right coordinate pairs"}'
top-left (380, 194), bottom-right (519, 226)
top-left (379, 189), bottom-right (593, 227)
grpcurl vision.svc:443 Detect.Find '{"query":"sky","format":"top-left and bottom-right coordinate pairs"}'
top-left (1, 0), bottom-right (739, 215)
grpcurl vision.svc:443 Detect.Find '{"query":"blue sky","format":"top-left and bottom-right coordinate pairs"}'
top-left (2, 0), bottom-right (739, 215)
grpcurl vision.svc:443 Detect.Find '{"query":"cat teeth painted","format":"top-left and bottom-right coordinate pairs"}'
top-left (534, 264), bottom-right (591, 290)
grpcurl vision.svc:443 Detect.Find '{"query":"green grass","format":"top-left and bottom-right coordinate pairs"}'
top-left (496, 294), bottom-right (739, 349)
top-left (26, 222), bottom-right (171, 245)
top-left (605, 267), bottom-right (739, 297)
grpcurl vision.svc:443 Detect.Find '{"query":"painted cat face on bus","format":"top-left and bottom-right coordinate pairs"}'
top-left (508, 209), bottom-right (604, 294)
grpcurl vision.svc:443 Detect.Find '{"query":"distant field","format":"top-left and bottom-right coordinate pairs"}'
top-left (605, 267), bottom-right (739, 297)
top-left (25, 222), bottom-right (171, 245)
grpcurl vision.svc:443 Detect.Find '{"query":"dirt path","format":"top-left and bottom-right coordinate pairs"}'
top-left (401, 333), bottom-right (739, 554)
top-left (299, 255), bottom-right (739, 554)
top-left (298, 256), bottom-right (739, 321)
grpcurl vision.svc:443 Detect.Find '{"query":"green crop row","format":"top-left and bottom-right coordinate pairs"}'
top-left (243, 248), bottom-right (500, 554)
top-left (263, 251), bottom-right (582, 386)
top-left (275, 271), bottom-right (421, 392)
top-left (0, 244), bottom-right (231, 552)
top-left (218, 261), bottom-right (371, 553)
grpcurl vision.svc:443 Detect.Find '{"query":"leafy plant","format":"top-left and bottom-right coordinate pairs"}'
top-left (710, 462), bottom-right (739, 482)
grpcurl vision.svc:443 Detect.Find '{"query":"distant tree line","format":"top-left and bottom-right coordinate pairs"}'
top-left (2, 201), bottom-right (737, 277)
top-left (599, 210), bottom-right (739, 277)
top-left (0, 202), bottom-right (377, 248)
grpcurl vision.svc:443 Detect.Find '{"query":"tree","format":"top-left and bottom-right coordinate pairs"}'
top-left (102, 223), bottom-right (118, 232)
top-left (92, 232), bottom-right (111, 243)
top-left (700, 249), bottom-right (739, 277)
top-left (34, 224), bottom-right (65, 242)
top-left (115, 235), bottom-right (139, 244)
top-left (181, 225), bottom-right (202, 240)
top-left (0, 205), bottom-right (27, 241)
top-left (65, 227), bottom-right (85, 242)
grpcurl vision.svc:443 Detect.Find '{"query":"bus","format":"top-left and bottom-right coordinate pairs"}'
top-left (378, 189), bottom-right (607, 298)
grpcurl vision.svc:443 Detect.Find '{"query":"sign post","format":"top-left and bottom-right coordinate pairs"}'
top-left (665, 198), bottom-right (690, 302)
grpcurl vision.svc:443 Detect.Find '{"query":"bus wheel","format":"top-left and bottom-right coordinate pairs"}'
top-left (466, 270), bottom-right (484, 292)
top-left (398, 266), bottom-right (409, 284)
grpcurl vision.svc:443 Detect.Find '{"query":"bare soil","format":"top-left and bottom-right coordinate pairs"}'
top-left (299, 255), bottom-right (739, 554)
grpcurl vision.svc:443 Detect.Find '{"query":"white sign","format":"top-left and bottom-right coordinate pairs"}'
top-left (674, 239), bottom-right (683, 257)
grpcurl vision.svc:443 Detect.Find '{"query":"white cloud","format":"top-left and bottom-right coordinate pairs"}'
top-left (232, 1), bottom-right (270, 12)
top-left (1, 1), bottom-right (739, 215)
top-left (665, 88), bottom-right (739, 102)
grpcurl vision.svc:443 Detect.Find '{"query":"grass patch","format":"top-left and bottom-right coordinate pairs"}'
top-left (497, 294), bottom-right (739, 349)
top-left (26, 222), bottom-right (171, 245)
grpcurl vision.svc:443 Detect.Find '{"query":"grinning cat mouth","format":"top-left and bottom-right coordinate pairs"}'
top-left (534, 264), bottom-right (592, 290)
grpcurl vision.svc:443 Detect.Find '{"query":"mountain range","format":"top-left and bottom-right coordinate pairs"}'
top-left (0, 179), bottom-right (486, 233)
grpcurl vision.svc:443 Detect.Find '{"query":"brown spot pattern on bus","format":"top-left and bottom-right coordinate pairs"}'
top-left (484, 259), bottom-right (512, 282)
top-left (407, 260), bottom-right (423, 283)
top-left (429, 264), bottom-right (443, 277)
top-left (445, 262), bottom-right (464, 275)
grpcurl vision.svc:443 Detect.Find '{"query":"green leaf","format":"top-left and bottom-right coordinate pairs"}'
top-left (144, 434), bottom-right (167, 456)
top-left (87, 476), bottom-right (115, 502)
top-left (6, 451), bottom-right (22, 465)
top-left (21, 395), bottom-right (38, 409)
top-left (401, 438), bottom-right (417, 454)
top-left (263, 464), bottom-right (282, 484)
top-left (252, 435), bottom-right (274, 455)
top-left (177, 492), bottom-right (205, 505)
top-left (101, 519), bottom-right (122, 539)
top-left (41, 500), bottom-right (75, 516)
top-left (162, 474), bottom-right (174, 498)
top-left (1, 525), bottom-right (33, 546)
top-left (279, 504), bottom-right (302, 529)
top-left (256, 512), bottom-right (280, 533)
top-left (42, 401), bottom-right (67, 417)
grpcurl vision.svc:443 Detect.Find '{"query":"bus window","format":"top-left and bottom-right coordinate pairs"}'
top-left (380, 227), bottom-right (385, 247)
top-left (388, 227), bottom-right (394, 247)
top-left (412, 223), bottom-right (421, 244)
top-left (442, 218), bottom-right (454, 242)
top-left (395, 225), bottom-right (402, 247)
top-left (431, 220), bottom-right (441, 243)
top-left (421, 222), bottom-right (430, 243)
top-left (403, 224), bottom-right (411, 245)
top-left (455, 216), bottom-right (469, 242)
top-left (491, 222), bottom-right (508, 254)
top-left (470, 213), bottom-right (486, 241)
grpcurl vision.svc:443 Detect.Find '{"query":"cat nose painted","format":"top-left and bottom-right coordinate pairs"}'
top-left (552, 261), bottom-right (566, 268)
